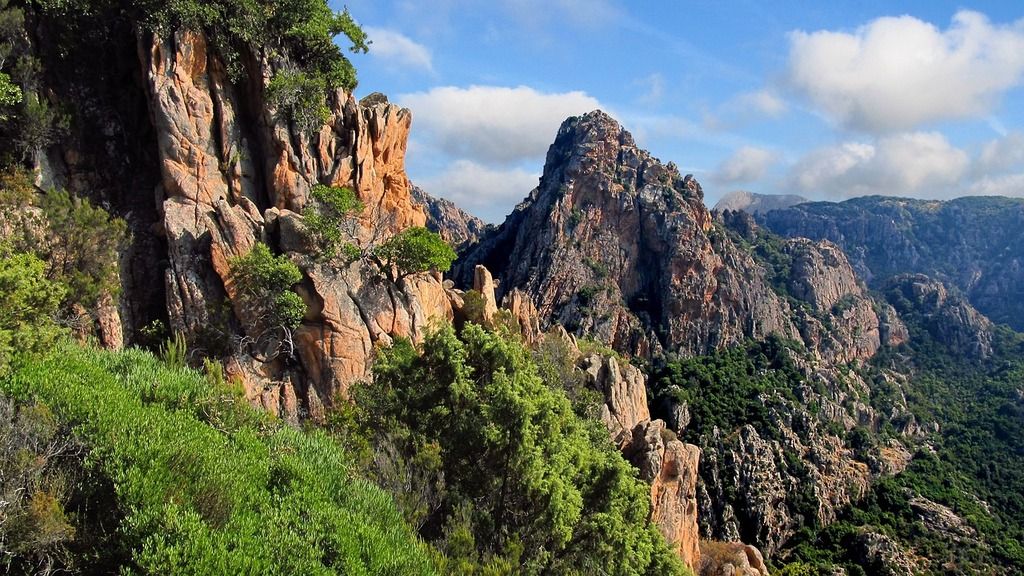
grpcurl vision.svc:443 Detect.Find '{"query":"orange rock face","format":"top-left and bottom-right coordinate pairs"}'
top-left (146, 30), bottom-right (446, 420)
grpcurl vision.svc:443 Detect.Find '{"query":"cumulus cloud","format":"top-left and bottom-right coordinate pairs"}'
top-left (398, 85), bottom-right (603, 164)
top-left (787, 132), bottom-right (969, 198)
top-left (787, 11), bottom-right (1024, 132)
top-left (364, 26), bottom-right (434, 72)
top-left (713, 146), bottom-right (778, 184)
top-left (968, 173), bottom-right (1024, 197)
top-left (418, 160), bottom-right (539, 222)
top-left (978, 132), bottom-right (1024, 172)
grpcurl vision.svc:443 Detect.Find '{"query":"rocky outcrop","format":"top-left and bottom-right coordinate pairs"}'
top-left (142, 29), bottom-right (450, 418)
top-left (552, 336), bottom-right (701, 570)
top-left (411, 185), bottom-right (487, 247)
top-left (697, 541), bottom-right (769, 576)
top-left (457, 111), bottom-right (801, 359)
top-left (623, 420), bottom-right (702, 567)
top-left (580, 354), bottom-right (650, 447)
top-left (883, 274), bottom-right (994, 358)
top-left (784, 238), bottom-right (882, 363)
top-left (713, 191), bottom-right (807, 216)
top-left (762, 195), bottom-right (1024, 331)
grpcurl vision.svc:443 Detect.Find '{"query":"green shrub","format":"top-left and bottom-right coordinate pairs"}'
top-left (370, 227), bottom-right (456, 283)
top-left (0, 245), bottom-right (66, 371)
top-left (353, 323), bottom-right (689, 575)
top-left (228, 243), bottom-right (305, 334)
top-left (301, 183), bottom-right (363, 260)
top-left (2, 342), bottom-right (436, 574)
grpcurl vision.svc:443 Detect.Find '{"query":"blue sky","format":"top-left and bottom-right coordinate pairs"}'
top-left (336, 1), bottom-right (1024, 222)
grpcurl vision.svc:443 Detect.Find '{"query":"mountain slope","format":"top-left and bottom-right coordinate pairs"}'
top-left (713, 190), bottom-right (807, 215)
top-left (762, 196), bottom-right (1024, 330)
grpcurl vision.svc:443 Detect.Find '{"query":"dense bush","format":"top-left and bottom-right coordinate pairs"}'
top-left (0, 169), bottom-right (126, 316)
top-left (370, 226), bottom-right (457, 283)
top-left (0, 245), bottom-right (66, 372)
top-left (228, 242), bottom-right (305, 336)
top-left (350, 323), bottom-right (689, 575)
top-left (1, 343), bottom-right (435, 575)
top-left (301, 183), bottom-right (363, 260)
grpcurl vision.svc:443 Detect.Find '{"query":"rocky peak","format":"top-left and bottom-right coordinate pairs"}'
top-left (457, 111), bottom-right (896, 365)
top-left (457, 111), bottom-right (799, 358)
top-left (410, 185), bottom-right (487, 247)
top-left (883, 274), bottom-right (994, 358)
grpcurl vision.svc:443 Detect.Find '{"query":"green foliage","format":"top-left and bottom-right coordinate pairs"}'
top-left (228, 243), bottom-right (305, 333)
top-left (159, 331), bottom-right (188, 369)
top-left (371, 226), bottom-right (457, 283)
top-left (652, 335), bottom-right (804, 441)
top-left (0, 245), bottom-right (67, 372)
top-left (0, 70), bottom-right (19, 108)
top-left (301, 184), bottom-right (363, 260)
top-left (267, 69), bottom-right (330, 132)
top-left (2, 172), bottom-right (127, 314)
top-left (352, 323), bottom-right (688, 575)
top-left (32, 0), bottom-right (367, 133)
top-left (777, 325), bottom-right (1024, 574)
top-left (2, 342), bottom-right (435, 574)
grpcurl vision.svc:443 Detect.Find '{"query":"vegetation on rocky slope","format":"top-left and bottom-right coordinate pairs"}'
top-left (1, 343), bottom-right (436, 575)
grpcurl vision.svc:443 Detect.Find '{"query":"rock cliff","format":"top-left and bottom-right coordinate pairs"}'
top-left (147, 31), bottom-right (456, 417)
top-left (36, 25), bottom-right (455, 420)
top-left (411, 185), bottom-right (488, 248)
top-left (762, 195), bottom-right (1024, 330)
top-left (456, 111), bottom-right (801, 358)
top-left (456, 112), bottom-right (892, 367)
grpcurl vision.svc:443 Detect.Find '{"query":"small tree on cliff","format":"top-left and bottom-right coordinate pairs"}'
top-left (301, 186), bottom-right (456, 283)
top-left (369, 226), bottom-right (456, 284)
top-left (228, 243), bottom-right (305, 359)
top-left (302, 184), bottom-right (363, 260)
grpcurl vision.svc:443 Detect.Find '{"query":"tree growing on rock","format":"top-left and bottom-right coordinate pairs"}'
top-left (227, 243), bottom-right (305, 359)
top-left (301, 185), bottom-right (456, 283)
top-left (369, 226), bottom-right (456, 284)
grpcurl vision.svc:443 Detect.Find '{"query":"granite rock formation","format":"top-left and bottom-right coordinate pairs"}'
top-left (411, 185), bottom-right (487, 248)
top-left (762, 195), bottom-right (1024, 330)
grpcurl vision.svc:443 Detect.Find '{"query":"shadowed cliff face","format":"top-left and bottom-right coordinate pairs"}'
top-left (762, 195), bottom-right (1024, 331)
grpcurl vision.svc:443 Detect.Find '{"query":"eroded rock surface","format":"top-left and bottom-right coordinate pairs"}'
top-left (145, 30), bottom-right (449, 419)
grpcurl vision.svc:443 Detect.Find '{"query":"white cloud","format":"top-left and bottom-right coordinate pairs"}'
top-left (418, 160), bottom-right (539, 222)
top-left (398, 85), bottom-right (603, 165)
top-left (635, 73), bottom-right (665, 106)
top-left (978, 132), bottom-right (1024, 172)
top-left (704, 89), bottom-right (789, 131)
top-left (733, 90), bottom-right (788, 118)
top-left (364, 26), bottom-right (434, 72)
top-left (787, 132), bottom-right (969, 198)
top-left (968, 173), bottom-right (1024, 197)
top-left (713, 146), bottom-right (778, 184)
top-left (787, 10), bottom-right (1024, 132)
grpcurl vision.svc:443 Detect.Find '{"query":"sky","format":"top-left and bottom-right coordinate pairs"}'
top-left (335, 1), bottom-right (1024, 222)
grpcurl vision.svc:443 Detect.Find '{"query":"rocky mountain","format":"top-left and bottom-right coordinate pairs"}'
top-left (713, 190), bottom-right (807, 215)
top-left (454, 111), bottom-right (932, 563)
top-left (762, 195), bottom-right (1024, 330)
top-left (32, 24), bottom-right (459, 422)
top-left (411, 184), bottom-right (488, 247)
top-left (456, 111), bottom-right (892, 365)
